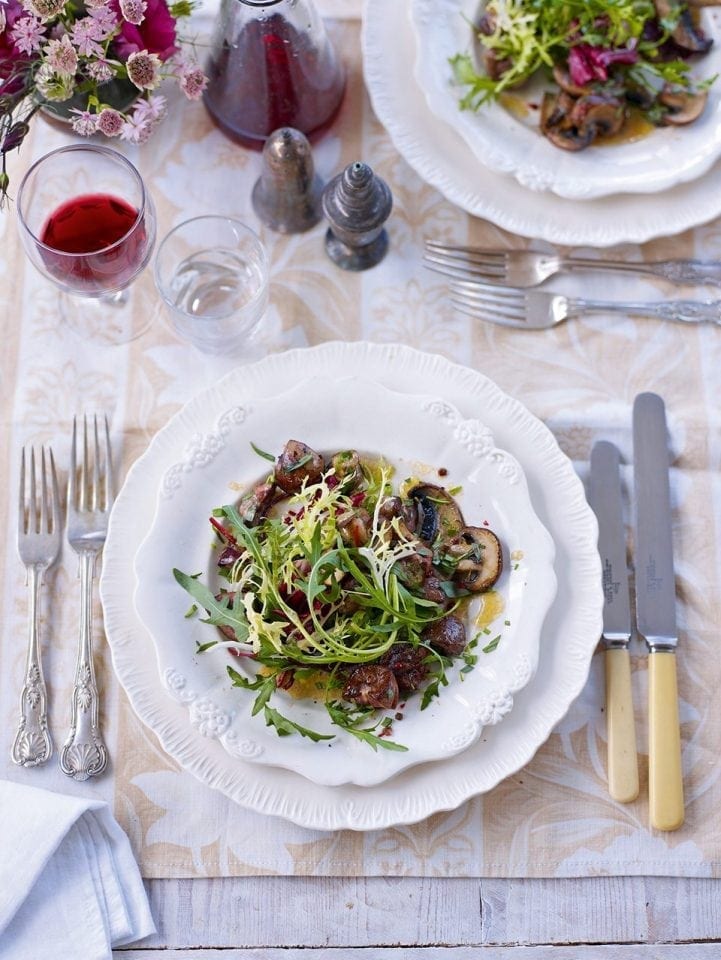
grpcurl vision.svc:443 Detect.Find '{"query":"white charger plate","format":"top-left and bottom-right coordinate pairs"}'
top-left (411, 0), bottom-right (721, 200)
top-left (363, 0), bottom-right (721, 246)
top-left (100, 342), bottom-right (602, 831)
top-left (133, 376), bottom-right (556, 787)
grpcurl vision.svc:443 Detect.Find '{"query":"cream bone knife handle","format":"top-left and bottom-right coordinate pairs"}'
top-left (649, 649), bottom-right (684, 831)
top-left (632, 392), bottom-right (684, 832)
top-left (605, 647), bottom-right (639, 803)
top-left (589, 440), bottom-right (637, 803)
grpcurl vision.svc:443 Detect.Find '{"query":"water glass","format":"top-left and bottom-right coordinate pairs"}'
top-left (154, 216), bottom-right (269, 354)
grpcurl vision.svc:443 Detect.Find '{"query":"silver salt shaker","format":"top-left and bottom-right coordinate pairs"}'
top-left (322, 161), bottom-right (392, 270)
top-left (252, 127), bottom-right (324, 234)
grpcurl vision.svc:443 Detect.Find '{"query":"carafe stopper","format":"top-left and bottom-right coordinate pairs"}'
top-left (251, 127), bottom-right (324, 234)
top-left (321, 161), bottom-right (392, 270)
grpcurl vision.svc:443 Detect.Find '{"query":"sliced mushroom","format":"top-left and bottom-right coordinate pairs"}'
top-left (275, 439), bottom-right (325, 495)
top-left (659, 85), bottom-right (708, 124)
top-left (449, 527), bottom-right (503, 593)
top-left (653, 0), bottom-right (712, 53)
top-left (338, 508), bottom-right (372, 547)
top-left (408, 484), bottom-right (465, 544)
top-left (421, 614), bottom-right (467, 657)
top-left (237, 480), bottom-right (276, 526)
top-left (540, 92), bottom-right (595, 151)
top-left (553, 65), bottom-right (592, 97)
top-left (343, 665), bottom-right (399, 710)
top-left (570, 94), bottom-right (626, 138)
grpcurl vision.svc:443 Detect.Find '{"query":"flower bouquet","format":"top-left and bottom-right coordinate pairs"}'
top-left (0, 0), bottom-right (207, 203)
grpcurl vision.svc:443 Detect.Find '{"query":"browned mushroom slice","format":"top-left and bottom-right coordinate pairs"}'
top-left (552, 65), bottom-right (592, 97)
top-left (408, 484), bottom-right (465, 544)
top-left (421, 614), bottom-right (467, 657)
top-left (237, 480), bottom-right (276, 526)
top-left (570, 94), bottom-right (626, 138)
top-left (659, 85), bottom-right (708, 124)
top-left (540, 92), bottom-right (595, 151)
top-left (343, 665), bottom-right (399, 710)
top-left (450, 527), bottom-right (503, 592)
top-left (653, 0), bottom-right (713, 52)
top-left (274, 439), bottom-right (325, 494)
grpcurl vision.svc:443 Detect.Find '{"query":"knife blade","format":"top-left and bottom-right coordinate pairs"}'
top-left (633, 392), bottom-right (684, 831)
top-left (589, 441), bottom-right (638, 803)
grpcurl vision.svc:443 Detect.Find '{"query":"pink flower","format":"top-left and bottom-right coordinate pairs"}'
top-left (87, 58), bottom-right (113, 82)
top-left (44, 34), bottom-right (77, 75)
top-left (70, 18), bottom-right (103, 56)
top-left (119, 0), bottom-right (146, 25)
top-left (110, 0), bottom-right (177, 62)
top-left (119, 112), bottom-right (153, 142)
top-left (179, 64), bottom-right (207, 101)
top-left (132, 92), bottom-right (165, 121)
top-left (88, 4), bottom-right (118, 35)
top-left (22, 0), bottom-right (65, 22)
top-left (126, 48), bottom-right (160, 88)
top-left (10, 14), bottom-right (45, 54)
top-left (97, 106), bottom-right (124, 135)
top-left (70, 108), bottom-right (97, 135)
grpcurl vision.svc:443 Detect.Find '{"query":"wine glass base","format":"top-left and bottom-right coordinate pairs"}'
top-left (58, 270), bottom-right (159, 346)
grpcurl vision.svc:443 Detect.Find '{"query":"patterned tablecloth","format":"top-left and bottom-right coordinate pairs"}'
top-left (2, 5), bottom-right (721, 880)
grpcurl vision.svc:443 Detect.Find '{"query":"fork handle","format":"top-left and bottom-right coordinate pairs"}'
top-left (60, 552), bottom-right (108, 781)
top-left (568, 297), bottom-right (721, 325)
top-left (11, 567), bottom-right (53, 767)
top-left (563, 258), bottom-right (721, 287)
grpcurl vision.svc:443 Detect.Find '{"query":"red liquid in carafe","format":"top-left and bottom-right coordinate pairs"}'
top-left (204, 13), bottom-right (345, 148)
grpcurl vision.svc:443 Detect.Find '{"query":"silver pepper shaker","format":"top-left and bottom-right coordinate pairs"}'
top-left (322, 161), bottom-right (392, 270)
top-left (251, 127), bottom-right (324, 234)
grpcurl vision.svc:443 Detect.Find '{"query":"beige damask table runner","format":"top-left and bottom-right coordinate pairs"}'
top-left (2, 10), bottom-right (721, 879)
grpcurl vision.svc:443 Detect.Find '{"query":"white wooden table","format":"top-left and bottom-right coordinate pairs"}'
top-left (114, 875), bottom-right (721, 954)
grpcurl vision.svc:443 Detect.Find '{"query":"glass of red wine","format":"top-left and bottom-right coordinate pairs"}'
top-left (17, 144), bottom-right (157, 345)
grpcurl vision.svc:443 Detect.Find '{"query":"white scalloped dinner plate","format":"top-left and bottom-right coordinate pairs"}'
top-left (411, 0), bottom-right (721, 200)
top-left (362, 0), bottom-right (721, 246)
top-left (132, 376), bottom-right (556, 787)
top-left (100, 342), bottom-right (602, 830)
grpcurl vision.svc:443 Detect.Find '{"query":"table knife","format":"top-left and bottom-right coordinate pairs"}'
top-left (633, 392), bottom-right (684, 831)
top-left (589, 441), bottom-right (638, 803)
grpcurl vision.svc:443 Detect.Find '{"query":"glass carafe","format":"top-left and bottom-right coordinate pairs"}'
top-left (203, 0), bottom-right (346, 148)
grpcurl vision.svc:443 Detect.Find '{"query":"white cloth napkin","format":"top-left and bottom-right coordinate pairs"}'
top-left (0, 780), bottom-right (155, 960)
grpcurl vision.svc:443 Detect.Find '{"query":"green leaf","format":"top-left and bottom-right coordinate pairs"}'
top-left (326, 702), bottom-right (408, 752)
top-left (250, 441), bottom-right (276, 463)
top-left (263, 705), bottom-right (334, 742)
top-left (482, 634), bottom-right (502, 654)
top-left (173, 568), bottom-right (250, 641)
top-left (251, 677), bottom-right (276, 716)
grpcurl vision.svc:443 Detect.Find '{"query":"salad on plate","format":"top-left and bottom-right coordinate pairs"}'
top-left (175, 439), bottom-right (504, 753)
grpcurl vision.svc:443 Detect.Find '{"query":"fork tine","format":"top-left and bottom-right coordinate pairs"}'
top-left (29, 446), bottom-right (38, 534)
top-left (450, 287), bottom-right (526, 317)
top-left (49, 447), bottom-right (60, 536)
top-left (424, 249), bottom-right (507, 270)
top-left (92, 414), bottom-right (101, 512)
top-left (40, 446), bottom-right (48, 534)
top-left (103, 415), bottom-right (113, 511)
top-left (451, 294), bottom-right (526, 322)
top-left (451, 298), bottom-right (527, 329)
top-left (69, 416), bottom-right (77, 512)
top-left (450, 280), bottom-right (525, 302)
top-left (424, 258), bottom-right (506, 281)
top-left (18, 447), bottom-right (26, 536)
top-left (425, 240), bottom-right (506, 259)
top-left (79, 414), bottom-right (88, 512)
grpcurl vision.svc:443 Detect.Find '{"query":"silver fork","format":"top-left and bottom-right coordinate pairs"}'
top-left (450, 281), bottom-right (721, 330)
top-left (60, 415), bottom-right (114, 781)
top-left (425, 240), bottom-right (721, 288)
top-left (12, 447), bottom-right (61, 767)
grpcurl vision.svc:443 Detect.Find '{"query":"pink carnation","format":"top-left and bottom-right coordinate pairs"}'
top-left (110, 0), bottom-right (177, 62)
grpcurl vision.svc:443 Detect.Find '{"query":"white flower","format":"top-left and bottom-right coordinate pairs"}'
top-left (87, 58), bottom-right (113, 83)
top-left (44, 34), bottom-right (78, 77)
top-left (22, 0), bottom-right (65, 22)
top-left (35, 62), bottom-right (75, 100)
top-left (119, 0), bottom-right (146, 24)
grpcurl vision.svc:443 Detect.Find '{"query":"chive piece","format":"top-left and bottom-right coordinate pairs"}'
top-left (482, 635), bottom-right (501, 654)
top-left (250, 441), bottom-right (276, 462)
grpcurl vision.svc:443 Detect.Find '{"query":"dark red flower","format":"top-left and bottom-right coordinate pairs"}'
top-left (0, 0), bottom-right (34, 95)
top-left (110, 0), bottom-right (178, 62)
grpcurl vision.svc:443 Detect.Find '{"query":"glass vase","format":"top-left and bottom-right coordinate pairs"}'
top-left (203, 0), bottom-right (346, 148)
